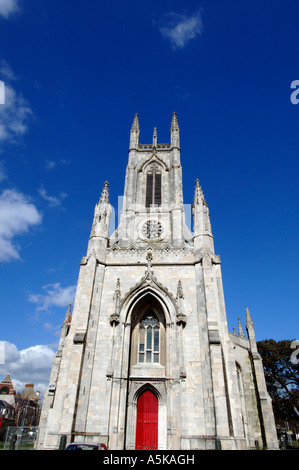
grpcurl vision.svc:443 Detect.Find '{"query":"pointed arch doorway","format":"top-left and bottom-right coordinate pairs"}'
top-left (135, 389), bottom-right (158, 450)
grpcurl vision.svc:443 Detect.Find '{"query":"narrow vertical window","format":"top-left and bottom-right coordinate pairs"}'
top-left (146, 174), bottom-right (153, 208)
top-left (139, 327), bottom-right (145, 363)
top-left (146, 164), bottom-right (162, 207)
top-left (138, 313), bottom-right (160, 364)
top-left (154, 173), bottom-right (161, 206)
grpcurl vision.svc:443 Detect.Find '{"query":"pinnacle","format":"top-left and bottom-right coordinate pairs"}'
top-left (193, 179), bottom-right (203, 204)
top-left (131, 113), bottom-right (139, 132)
top-left (171, 111), bottom-right (179, 131)
top-left (153, 127), bottom-right (157, 146)
top-left (245, 306), bottom-right (254, 328)
top-left (99, 181), bottom-right (110, 204)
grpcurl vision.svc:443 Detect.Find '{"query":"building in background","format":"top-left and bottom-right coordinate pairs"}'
top-left (0, 375), bottom-right (41, 439)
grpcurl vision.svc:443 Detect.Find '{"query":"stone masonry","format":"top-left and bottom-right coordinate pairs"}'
top-left (37, 114), bottom-right (278, 450)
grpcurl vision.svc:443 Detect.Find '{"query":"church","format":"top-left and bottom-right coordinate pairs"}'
top-left (37, 114), bottom-right (278, 450)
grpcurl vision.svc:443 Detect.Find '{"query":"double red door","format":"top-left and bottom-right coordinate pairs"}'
top-left (135, 390), bottom-right (158, 450)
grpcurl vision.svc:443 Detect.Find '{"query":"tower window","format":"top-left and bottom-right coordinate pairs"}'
top-left (146, 164), bottom-right (161, 207)
top-left (138, 313), bottom-right (160, 364)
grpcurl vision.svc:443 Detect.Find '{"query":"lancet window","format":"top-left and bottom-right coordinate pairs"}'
top-left (138, 313), bottom-right (160, 364)
top-left (145, 164), bottom-right (162, 207)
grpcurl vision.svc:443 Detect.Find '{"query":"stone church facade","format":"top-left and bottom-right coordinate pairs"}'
top-left (37, 114), bottom-right (278, 450)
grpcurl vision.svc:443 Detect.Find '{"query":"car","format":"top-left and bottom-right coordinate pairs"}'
top-left (65, 442), bottom-right (107, 450)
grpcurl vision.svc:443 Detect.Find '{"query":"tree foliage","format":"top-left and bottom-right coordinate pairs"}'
top-left (257, 339), bottom-right (299, 423)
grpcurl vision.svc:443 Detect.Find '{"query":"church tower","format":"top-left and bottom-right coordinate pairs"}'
top-left (38, 114), bottom-right (278, 450)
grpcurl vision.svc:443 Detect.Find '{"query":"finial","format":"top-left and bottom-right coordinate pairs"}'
top-left (114, 278), bottom-right (121, 298)
top-left (153, 127), bottom-right (157, 147)
top-left (176, 280), bottom-right (184, 299)
top-left (99, 181), bottom-right (109, 204)
top-left (146, 251), bottom-right (153, 265)
top-left (193, 179), bottom-right (203, 205)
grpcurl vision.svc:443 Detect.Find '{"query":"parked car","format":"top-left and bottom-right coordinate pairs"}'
top-left (65, 442), bottom-right (107, 450)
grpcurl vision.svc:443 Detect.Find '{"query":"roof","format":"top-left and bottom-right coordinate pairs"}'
top-left (0, 399), bottom-right (15, 409)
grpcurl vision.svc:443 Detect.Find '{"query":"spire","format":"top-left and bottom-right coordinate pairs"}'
top-left (193, 179), bottom-right (208, 207)
top-left (192, 178), bottom-right (214, 255)
top-left (130, 114), bottom-right (140, 149)
top-left (99, 181), bottom-right (110, 204)
top-left (171, 111), bottom-right (179, 131)
top-left (245, 306), bottom-right (257, 352)
top-left (245, 306), bottom-right (254, 329)
top-left (170, 112), bottom-right (180, 148)
top-left (131, 113), bottom-right (139, 132)
top-left (89, 180), bottom-right (112, 253)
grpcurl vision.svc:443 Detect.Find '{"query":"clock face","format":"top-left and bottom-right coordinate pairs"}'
top-left (142, 220), bottom-right (162, 239)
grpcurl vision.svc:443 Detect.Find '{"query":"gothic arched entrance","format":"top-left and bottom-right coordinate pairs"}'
top-left (122, 287), bottom-right (173, 450)
top-left (135, 389), bottom-right (158, 450)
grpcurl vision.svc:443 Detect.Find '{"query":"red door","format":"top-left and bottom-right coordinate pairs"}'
top-left (135, 390), bottom-right (158, 450)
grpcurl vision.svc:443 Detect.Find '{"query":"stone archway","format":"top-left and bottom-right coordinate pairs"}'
top-left (125, 380), bottom-right (167, 450)
top-left (122, 290), bottom-right (169, 450)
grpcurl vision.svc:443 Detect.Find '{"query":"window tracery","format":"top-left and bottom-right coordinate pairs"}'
top-left (138, 313), bottom-right (160, 364)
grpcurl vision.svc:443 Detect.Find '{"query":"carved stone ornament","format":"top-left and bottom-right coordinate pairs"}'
top-left (176, 313), bottom-right (186, 327)
top-left (110, 313), bottom-right (120, 326)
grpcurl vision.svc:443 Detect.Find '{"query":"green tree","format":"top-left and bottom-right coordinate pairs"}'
top-left (257, 339), bottom-right (299, 423)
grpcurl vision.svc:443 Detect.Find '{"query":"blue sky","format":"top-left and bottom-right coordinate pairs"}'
top-left (0, 0), bottom-right (298, 393)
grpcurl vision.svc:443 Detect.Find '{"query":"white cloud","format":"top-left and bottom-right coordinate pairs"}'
top-left (158, 10), bottom-right (203, 50)
top-left (38, 186), bottom-right (67, 208)
top-left (0, 341), bottom-right (55, 394)
top-left (45, 159), bottom-right (71, 171)
top-left (28, 282), bottom-right (76, 312)
top-left (0, 0), bottom-right (20, 19)
top-left (0, 189), bottom-right (42, 263)
top-left (0, 81), bottom-right (32, 143)
top-left (44, 160), bottom-right (56, 171)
